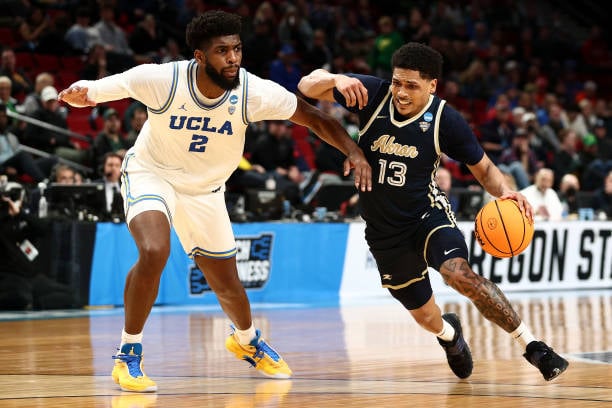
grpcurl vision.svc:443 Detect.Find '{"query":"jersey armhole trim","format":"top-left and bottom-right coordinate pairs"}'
top-left (433, 100), bottom-right (446, 155)
top-left (241, 69), bottom-right (249, 125)
top-left (148, 62), bottom-right (179, 115)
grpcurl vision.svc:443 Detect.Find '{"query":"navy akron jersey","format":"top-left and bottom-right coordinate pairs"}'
top-left (333, 74), bottom-right (484, 245)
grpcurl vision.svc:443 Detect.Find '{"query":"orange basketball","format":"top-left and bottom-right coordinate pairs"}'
top-left (474, 199), bottom-right (534, 258)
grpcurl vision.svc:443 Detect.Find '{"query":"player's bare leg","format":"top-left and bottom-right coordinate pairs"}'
top-left (439, 257), bottom-right (520, 332)
top-left (124, 211), bottom-right (172, 334)
top-left (194, 256), bottom-right (252, 329)
top-left (408, 295), bottom-right (472, 378)
top-left (112, 210), bottom-right (171, 392)
top-left (439, 256), bottom-right (569, 380)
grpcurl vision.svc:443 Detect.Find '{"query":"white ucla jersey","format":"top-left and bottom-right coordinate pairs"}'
top-left (74, 60), bottom-right (297, 194)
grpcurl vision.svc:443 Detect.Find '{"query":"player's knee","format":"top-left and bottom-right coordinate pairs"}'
top-left (411, 308), bottom-right (438, 331)
top-left (138, 240), bottom-right (170, 267)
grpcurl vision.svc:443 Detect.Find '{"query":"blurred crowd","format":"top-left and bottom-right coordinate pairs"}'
top-left (0, 0), bottom-right (611, 223)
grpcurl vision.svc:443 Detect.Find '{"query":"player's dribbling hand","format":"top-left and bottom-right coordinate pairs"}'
top-left (344, 149), bottom-right (372, 192)
top-left (58, 86), bottom-right (96, 108)
top-left (335, 76), bottom-right (368, 110)
top-left (499, 191), bottom-right (534, 223)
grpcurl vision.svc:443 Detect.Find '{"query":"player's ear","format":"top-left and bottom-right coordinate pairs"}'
top-left (194, 49), bottom-right (205, 66)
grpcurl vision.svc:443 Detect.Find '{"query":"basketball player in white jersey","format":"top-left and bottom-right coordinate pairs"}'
top-left (58, 10), bottom-right (372, 392)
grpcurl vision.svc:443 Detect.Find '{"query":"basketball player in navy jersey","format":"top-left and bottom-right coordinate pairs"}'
top-left (59, 11), bottom-right (371, 392)
top-left (298, 42), bottom-right (568, 381)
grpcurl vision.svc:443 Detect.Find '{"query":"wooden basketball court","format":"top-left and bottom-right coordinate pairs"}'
top-left (0, 290), bottom-right (610, 407)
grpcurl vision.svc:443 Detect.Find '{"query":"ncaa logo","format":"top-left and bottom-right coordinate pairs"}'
top-left (189, 233), bottom-right (274, 295)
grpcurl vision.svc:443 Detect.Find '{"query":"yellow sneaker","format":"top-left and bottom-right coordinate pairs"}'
top-left (225, 328), bottom-right (292, 379)
top-left (111, 343), bottom-right (158, 392)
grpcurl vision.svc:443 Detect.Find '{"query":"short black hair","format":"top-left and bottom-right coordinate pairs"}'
top-left (186, 10), bottom-right (242, 52)
top-left (391, 42), bottom-right (443, 80)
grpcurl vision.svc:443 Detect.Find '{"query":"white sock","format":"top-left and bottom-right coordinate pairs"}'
top-left (120, 329), bottom-right (143, 348)
top-left (436, 319), bottom-right (456, 342)
top-left (234, 324), bottom-right (257, 345)
top-left (511, 322), bottom-right (536, 349)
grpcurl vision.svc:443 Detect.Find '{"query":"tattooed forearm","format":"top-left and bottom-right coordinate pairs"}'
top-left (440, 258), bottom-right (521, 332)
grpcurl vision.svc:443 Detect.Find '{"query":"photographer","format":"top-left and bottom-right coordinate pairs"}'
top-left (0, 176), bottom-right (75, 310)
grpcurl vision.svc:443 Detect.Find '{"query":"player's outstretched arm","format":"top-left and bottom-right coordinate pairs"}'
top-left (58, 86), bottom-right (96, 108)
top-left (467, 153), bottom-right (534, 221)
top-left (298, 69), bottom-right (368, 110)
top-left (289, 97), bottom-right (372, 192)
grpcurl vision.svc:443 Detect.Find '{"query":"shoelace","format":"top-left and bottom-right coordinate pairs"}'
top-left (113, 354), bottom-right (144, 378)
top-left (253, 340), bottom-right (281, 363)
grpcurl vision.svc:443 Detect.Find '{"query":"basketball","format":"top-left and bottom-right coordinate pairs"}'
top-left (474, 199), bottom-right (534, 258)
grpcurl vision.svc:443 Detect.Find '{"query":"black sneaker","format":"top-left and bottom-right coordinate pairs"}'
top-left (523, 341), bottom-right (569, 381)
top-left (437, 313), bottom-right (473, 379)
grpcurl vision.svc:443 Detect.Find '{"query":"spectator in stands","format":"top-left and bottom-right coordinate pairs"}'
top-left (242, 17), bottom-right (278, 78)
top-left (125, 104), bottom-right (147, 148)
top-left (334, 9), bottom-right (374, 59)
top-left (93, 152), bottom-right (123, 220)
top-left (368, 16), bottom-right (404, 80)
top-left (400, 6), bottom-right (431, 44)
top-left (92, 108), bottom-right (129, 165)
top-left (479, 100), bottom-right (516, 164)
top-left (520, 168), bottom-right (563, 221)
top-left (0, 49), bottom-right (32, 97)
top-left (301, 29), bottom-right (333, 75)
top-left (23, 86), bottom-right (83, 164)
top-left (129, 14), bottom-right (165, 63)
top-left (51, 163), bottom-right (77, 185)
top-left (498, 128), bottom-right (538, 190)
top-left (268, 44), bottom-right (302, 93)
top-left (21, 72), bottom-right (54, 116)
top-left (248, 120), bottom-right (304, 205)
top-left (81, 43), bottom-right (111, 80)
top-left (435, 166), bottom-right (460, 213)
top-left (64, 6), bottom-right (93, 55)
top-left (590, 170), bottom-right (612, 219)
top-left (593, 118), bottom-right (612, 161)
top-left (565, 102), bottom-right (589, 139)
top-left (16, 5), bottom-right (51, 52)
top-left (89, 2), bottom-right (135, 72)
top-left (160, 38), bottom-right (186, 64)
top-left (580, 24), bottom-right (612, 71)
top-left (558, 173), bottom-right (581, 218)
top-left (580, 120), bottom-right (612, 192)
top-left (0, 76), bottom-right (19, 115)
top-left (552, 128), bottom-right (583, 189)
top-left (277, 4), bottom-right (313, 56)
top-left (0, 103), bottom-right (56, 183)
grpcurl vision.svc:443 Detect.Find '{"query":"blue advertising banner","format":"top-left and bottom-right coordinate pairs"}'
top-left (89, 222), bottom-right (350, 306)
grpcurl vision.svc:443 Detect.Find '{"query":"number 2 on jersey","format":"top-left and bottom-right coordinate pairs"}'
top-left (189, 134), bottom-right (209, 152)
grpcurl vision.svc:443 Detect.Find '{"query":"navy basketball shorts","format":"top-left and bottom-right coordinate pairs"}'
top-left (368, 206), bottom-right (469, 310)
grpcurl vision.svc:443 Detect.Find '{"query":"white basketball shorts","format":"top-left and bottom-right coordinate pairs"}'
top-left (120, 153), bottom-right (237, 259)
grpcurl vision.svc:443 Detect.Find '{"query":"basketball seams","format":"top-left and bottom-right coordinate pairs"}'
top-left (477, 202), bottom-right (510, 257)
top-left (475, 199), bottom-right (532, 258)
